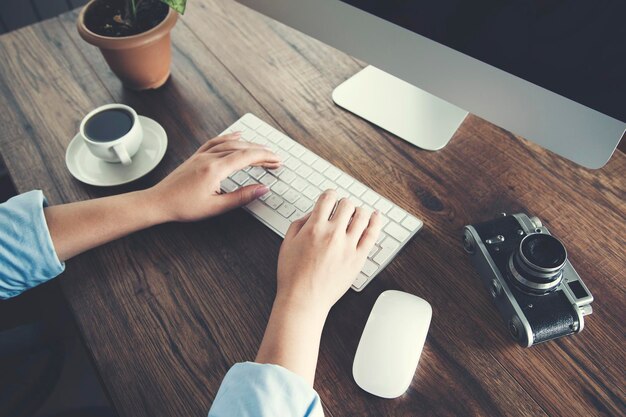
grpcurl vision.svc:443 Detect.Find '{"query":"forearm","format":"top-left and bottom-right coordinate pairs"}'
top-left (255, 295), bottom-right (329, 385)
top-left (43, 189), bottom-right (167, 261)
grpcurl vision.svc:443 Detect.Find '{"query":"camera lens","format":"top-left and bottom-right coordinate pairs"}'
top-left (508, 233), bottom-right (567, 294)
top-left (521, 234), bottom-right (567, 270)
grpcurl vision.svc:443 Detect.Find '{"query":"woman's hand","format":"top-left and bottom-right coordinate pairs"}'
top-left (276, 189), bottom-right (382, 315)
top-left (255, 190), bottom-right (382, 384)
top-left (147, 132), bottom-right (281, 222)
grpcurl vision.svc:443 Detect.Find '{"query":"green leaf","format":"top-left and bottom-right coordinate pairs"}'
top-left (160, 0), bottom-right (187, 15)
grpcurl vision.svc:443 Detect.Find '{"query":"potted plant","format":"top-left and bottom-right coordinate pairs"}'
top-left (77, 0), bottom-right (187, 90)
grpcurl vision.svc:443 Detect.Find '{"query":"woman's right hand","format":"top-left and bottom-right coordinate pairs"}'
top-left (276, 189), bottom-right (382, 315)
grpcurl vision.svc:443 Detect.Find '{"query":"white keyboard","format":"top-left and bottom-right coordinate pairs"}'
top-left (220, 114), bottom-right (423, 291)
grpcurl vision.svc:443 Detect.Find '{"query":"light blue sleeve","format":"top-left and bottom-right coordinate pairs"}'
top-left (208, 362), bottom-right (324, 417)
top-left (0, 190), bottom-right (65, 299)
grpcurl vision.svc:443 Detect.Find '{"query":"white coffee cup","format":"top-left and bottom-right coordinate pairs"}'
top-left (79, 104), bottom-right (143, 165)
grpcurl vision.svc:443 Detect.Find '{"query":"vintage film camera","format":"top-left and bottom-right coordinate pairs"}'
top-left (463, 213), bottom-right (593, 347)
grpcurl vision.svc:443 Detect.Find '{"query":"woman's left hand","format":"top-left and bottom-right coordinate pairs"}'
top-left (147, 132), bottom-right (281, 222)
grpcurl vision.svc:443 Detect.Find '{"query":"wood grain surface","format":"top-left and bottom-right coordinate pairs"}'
top-left (0, 1), bottom-right (624, 416)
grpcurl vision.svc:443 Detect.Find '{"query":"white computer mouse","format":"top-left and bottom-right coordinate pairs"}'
top-left (353, 290), bottom-right (432, 398)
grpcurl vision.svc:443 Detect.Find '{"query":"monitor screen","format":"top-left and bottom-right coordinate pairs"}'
top-left (340, 0), bottom-right (626, 122)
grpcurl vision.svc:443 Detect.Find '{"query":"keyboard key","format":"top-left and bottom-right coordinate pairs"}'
top-left (349, 181), bottom-right (367, 197)
top-left (362, 190), bottom-right (380, 206)
top-left (323, 166), bottom-right (342, 181)
top-left (388, 207), bottom-right (407, 223)
top-left (231, 171), bottom-right (250, 185)
top-left (362, 260), bottom-right (378, 277)
top-left (384, 222), bottom-right (411, 242)
top-left (250, 135), bottom-right (263, 144)
top-left (374, 198), bottom-right (393, 214)
top-left (373, 246), bottom-right (396, 265)
top-left (381, 236), bottom-right (400, 249)
top-left (268, 131), bottom-right (284, 143)
top-left (277, 202), bottom-right (296, 218)
top-left (242, 130), bottom-right (256, 141)
top-left (336, 174), bottom-right (353, 189)
top-left (336, 188), bottom-right (350, 199)
top-left (308, 172), bottom-right (325, 186)
top-left (259, 191), bottom-right (272, 201)
top-left (278, 169), bottom-right (297, 184)
top-left (256, 123), bottom-right (273, 137)
top-left (376, 233), bottom-right (387, 245)
top-left (221, 178), bottom-right (238, 193)
top-left (294, 196), bottom-right (313, 212)
top-left (271, 181), bottom-right (289, 195)
top-left (265, 194), bottom-right (283, 209)
top-left (278, 135), bottom-right (294, 150)
top-left (289, 144), bottom-right (306, 157)
top-left (402, 216), bottom-right (422, 231)
top-left (312, 159), bottom-right (329, 173)
top-left (373, 237), bottom-right (400, 264)
top-left (249, 166), bottom-right (267, 180)
top-left (241, 114), bottom-right (262, 129)
top-left (276, 149), bottom-right (290, 160)
top-left (269, 166), bottom-right (285, 176)
top-left (303, 185), bottom-right (321, 200)
top-left (353, 273), bottom-right (368, 289)
top-left (260, 174), bottom-right (277, 187)
top-left (295, 164), bottom-right (313, 178)
top-left (320, 179), bottom-right (336, 191)
top-left (246, 200), bottom-right (290, 235)
top-left (284, 158), bottom-right (301, 170)
top-left (291, 177), bottom-right (308, 192)
top-left (368, 245), bottom-right (380, 258)
top-left (228, 122), bottom-right (245, 132)
top-left (300, 151), bottom-right (317, 165)
top-left (379, 216), bottom-right (390, 227)
top-left (283, 189), bottom-right (301, 203)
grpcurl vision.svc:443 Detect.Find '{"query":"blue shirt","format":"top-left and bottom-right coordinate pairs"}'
top-left (0, 190), bottom-right (323, 416)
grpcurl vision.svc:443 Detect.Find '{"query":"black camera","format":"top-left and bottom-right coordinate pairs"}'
top-left (462, 213), bottom-right (593, 347)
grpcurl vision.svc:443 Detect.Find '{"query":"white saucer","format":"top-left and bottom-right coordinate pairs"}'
top-left (66, 116), bottom-right (168, 187)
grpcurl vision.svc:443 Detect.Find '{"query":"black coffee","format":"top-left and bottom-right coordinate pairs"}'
top-left (84, 108), bottom-right (134, 142)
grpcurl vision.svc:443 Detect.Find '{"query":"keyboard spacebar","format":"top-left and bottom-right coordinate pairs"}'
top-left (246, 200), bottom-right (290, 237)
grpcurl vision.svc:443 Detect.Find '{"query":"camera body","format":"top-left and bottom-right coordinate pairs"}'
top-left (463, 213), bottom-right (593, 347)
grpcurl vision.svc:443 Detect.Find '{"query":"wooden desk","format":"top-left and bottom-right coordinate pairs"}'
top-left (0, 1), bottom-right (624, 415)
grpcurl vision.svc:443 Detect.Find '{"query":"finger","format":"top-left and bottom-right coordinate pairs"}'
top-left (218, 148), bottom-right (281, 174)
top-left (284, 212), bottom-right (312, 240)
top-left (347, 207), bottom-right (371, 241)
top-left (330, 198), bottom-right (355, 230)
top-left (207, 140), bottom-right (267, 154)
top-left (357, 211), bottom-right (383, 251)
top-left (309, 189), bottom-right (337, 224)
top-left (251, 161), bottom-right (282, 169)
top-left (213, 184), bottom-right (270, 213)
top-left (197, 132), bottom-right (242, 153)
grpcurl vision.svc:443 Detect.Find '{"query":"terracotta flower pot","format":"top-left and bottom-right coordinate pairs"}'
top-left (77, 1), bottom-right (178, 90)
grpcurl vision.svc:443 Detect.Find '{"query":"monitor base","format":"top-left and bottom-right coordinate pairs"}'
top-left (332, 66), bottom-right (468, 151)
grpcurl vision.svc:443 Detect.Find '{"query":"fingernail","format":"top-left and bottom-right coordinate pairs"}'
top-left (254, 185), bottom-right (270, 198)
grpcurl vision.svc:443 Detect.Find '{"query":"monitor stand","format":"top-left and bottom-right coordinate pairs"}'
top-left (332, 66), bottom-right (468, 151)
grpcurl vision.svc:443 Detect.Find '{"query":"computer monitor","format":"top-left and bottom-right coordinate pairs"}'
top-left (237, 0), bottom-right (626, 169)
